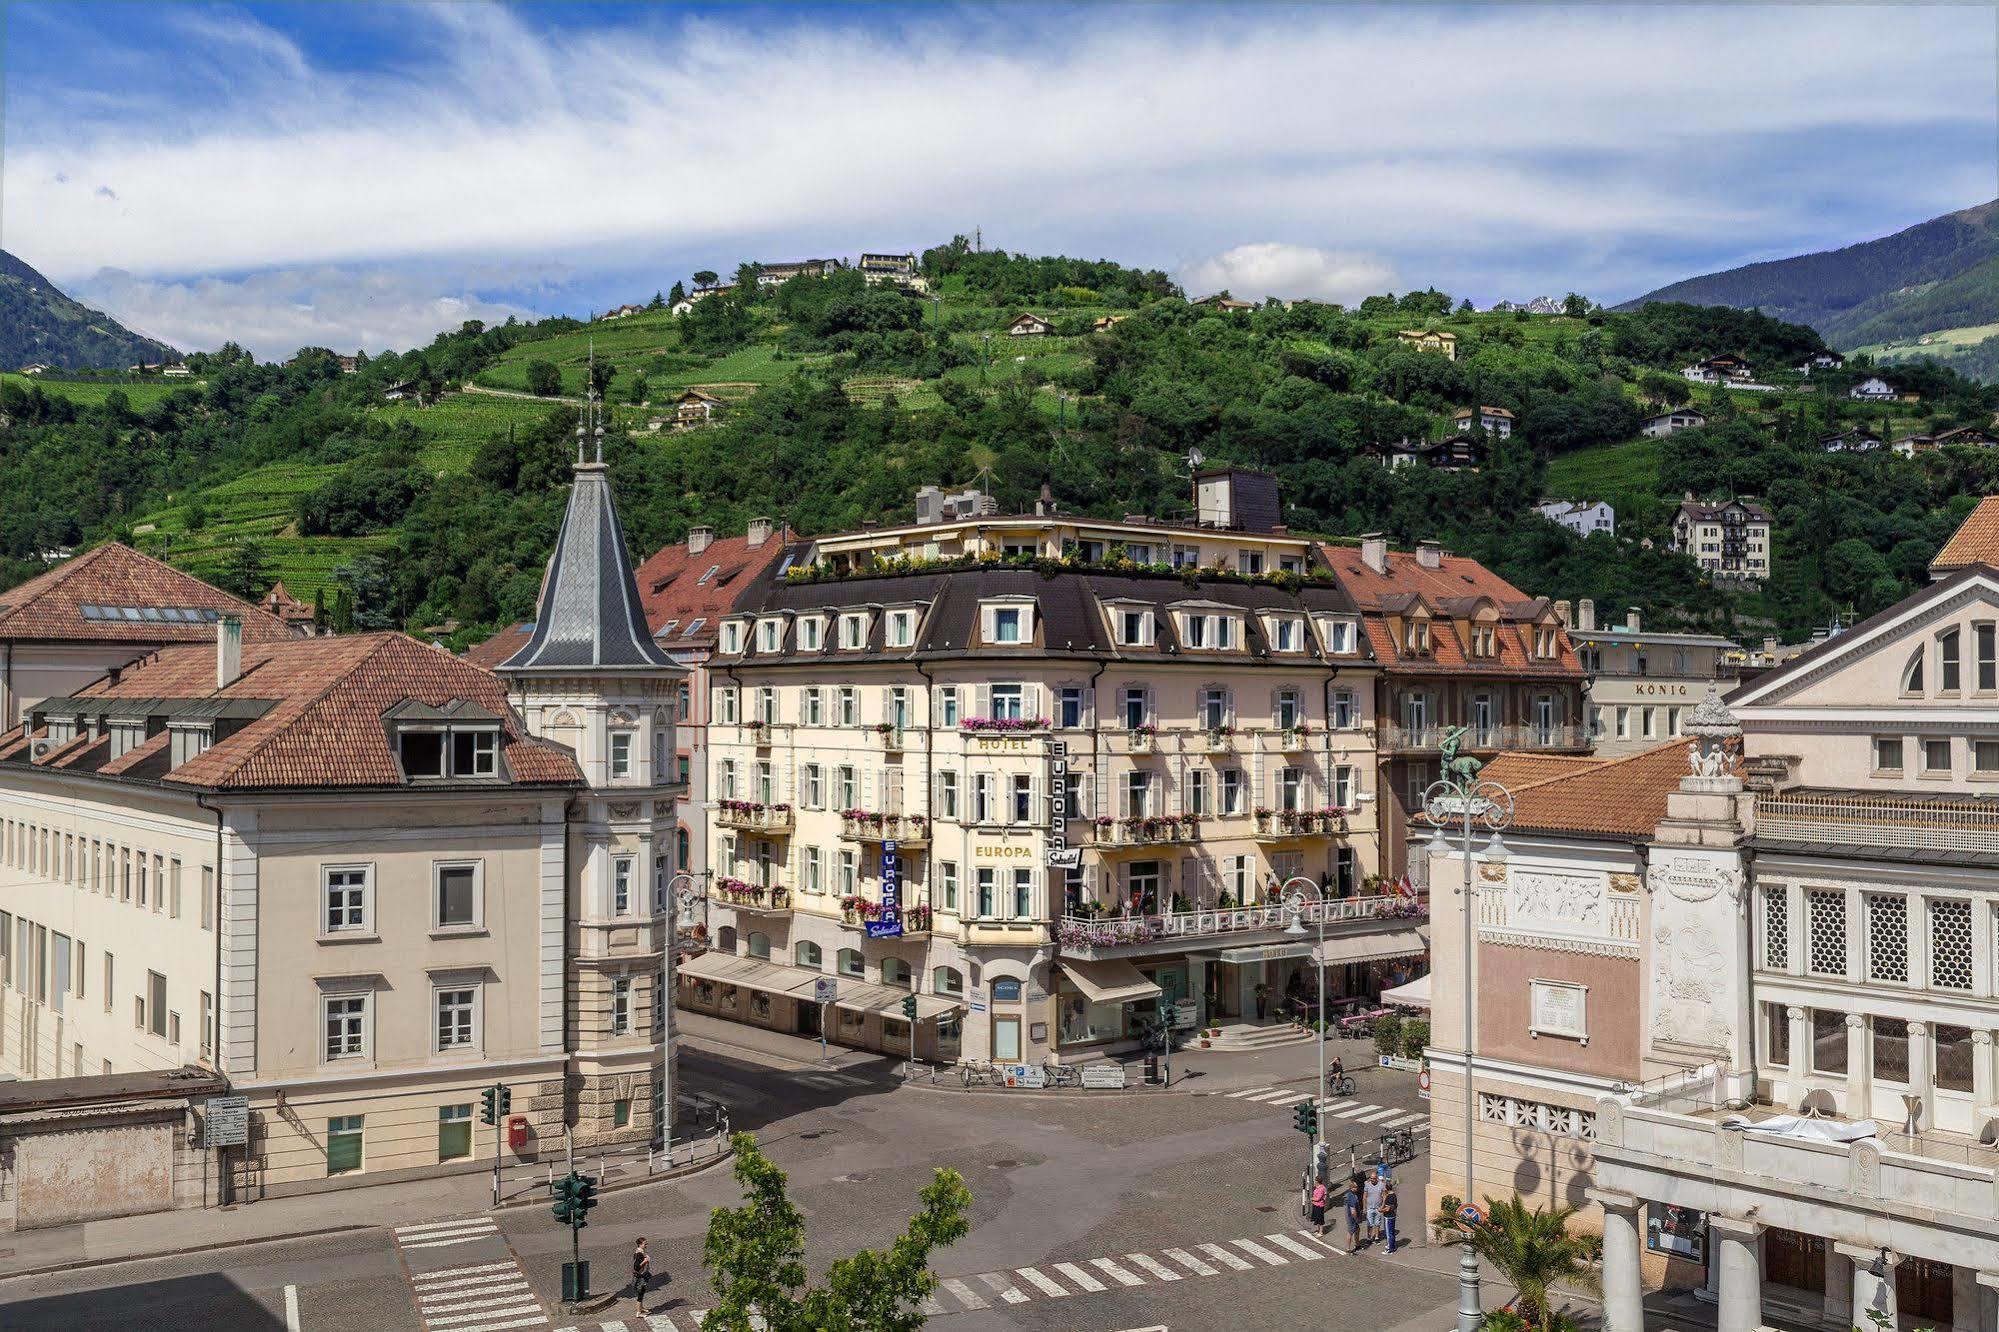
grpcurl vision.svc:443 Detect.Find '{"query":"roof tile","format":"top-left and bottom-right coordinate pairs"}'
top-left (0, 543), bottom-right (293, 645)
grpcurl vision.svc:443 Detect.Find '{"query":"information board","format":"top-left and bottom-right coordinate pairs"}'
top-left (203, 1094), bottom-right (250, 1148)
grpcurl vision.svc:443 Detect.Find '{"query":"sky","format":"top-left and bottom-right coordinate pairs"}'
top-left (4, 2), bottom-right (1996, 360)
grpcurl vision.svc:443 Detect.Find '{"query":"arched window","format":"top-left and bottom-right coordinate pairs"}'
top-left (796, 941), bottom-right (823, 969)
top-left (837, 948), bottom-right (865, 979)
top-left (716, 925), bottom-right (738, 953)
top-left (1903, 647), bottom-right (1926, 695)
top-left (932, 966), bottom-right (965, 996)
top-left (747, 931), bottom-right (771, 960)
top-left (882, 957), bottom-right (912, 988)
top-left (991, 977), bottom-right (1023, 1003)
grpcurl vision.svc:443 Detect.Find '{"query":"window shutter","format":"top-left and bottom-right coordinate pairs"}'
top-left (861, 767), bottom-right (874, 809)
top-left (1144, 688), bottom-right (1156, 724)
top-left (1020, 683), bottom-right (1039, 721)
top-left (1165, 759), bottom-right (1182, 816)
top-left (1095, 769), bottom-right (1110, 821)
top-left (974, 684), bottom-right (991, 718)
top-left (1083, 686), bottom-right (1097, 726)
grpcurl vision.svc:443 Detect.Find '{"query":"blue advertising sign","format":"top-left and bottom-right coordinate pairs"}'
top-left (866, 840), bottom-right (904, 938)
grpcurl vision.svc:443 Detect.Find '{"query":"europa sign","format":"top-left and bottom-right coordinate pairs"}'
top-left (866, 841), bottom-right (904, 938)
top-left (1046, 739), bottom-right (1080, 870)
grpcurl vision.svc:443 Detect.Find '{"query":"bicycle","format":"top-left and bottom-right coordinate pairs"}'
top-left (958, 1059), bottom-right (995, 1088)
top-left (1325, 1072), bottom-right (1356, 1098)
top-left (1376, 1127), bottom-right (1416, 1166)
top-left (1041, 1059), bottom-right (1081, 1089)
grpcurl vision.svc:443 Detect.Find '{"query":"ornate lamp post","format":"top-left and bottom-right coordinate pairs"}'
top-left (656, 870), bottom-right (705, 1159)
top-left (1421, 730), bottom-right (1515, 1332)
top-left (1281, 874), bottom-right (1328, 1179)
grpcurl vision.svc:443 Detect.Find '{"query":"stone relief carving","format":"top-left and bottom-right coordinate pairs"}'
top-left (1609, 873), bottom-right (1640, 895)
top-left (1851, 1139), bottom-right (1882, 1196)
top-left (1478, 862), bottom-right (1508, 884)
top-left (1650, 855), bottom-right (1743, 905)
top-left (1509, 870), bottom-right (1604, 933)
top-left (607, 802), bottom-right (640, 820)
top-left (1688, 744), bottom-right (1731, 779)
top-left (1651, 922), bottom-right (1732, 1051)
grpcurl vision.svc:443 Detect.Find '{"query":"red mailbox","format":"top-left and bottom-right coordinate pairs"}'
top-left (507, 1114), bottom-right (530, 1154)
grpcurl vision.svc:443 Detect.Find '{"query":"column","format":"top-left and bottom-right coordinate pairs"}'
top-left (1837, 1243), bottom-right (1897, 1329)
top-left (1588, 1190), bottom-right (1646, 1332)
top-left (1976, 1271), bottom-right (1999, 1332)
top-left (1823, 1246), bottom-right (1852, 1327)
top-left (1950, 1263), bottom-right (1977, 1332)
top-left (1974, 1031), bottom-right (1995, 1113)
top-left (1710, 1215), bottom-right (1765, 1332)
top-left (1846, 1013), bottom-right (1869, 1116)
top-left (1909, 1020), bottom-right (1934, 1131)
top-left (1785, 1004), bottom-right (1807, 1080)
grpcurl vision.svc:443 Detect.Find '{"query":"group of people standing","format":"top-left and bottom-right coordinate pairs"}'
top-left (1308, 1160), bottom-right (1398, 1254)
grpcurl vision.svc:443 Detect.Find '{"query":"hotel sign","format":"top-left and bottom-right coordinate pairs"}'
top-left (866, 841), bottom-right (903, 938)
top-left (1046, 739), bottom-right (1080, 869)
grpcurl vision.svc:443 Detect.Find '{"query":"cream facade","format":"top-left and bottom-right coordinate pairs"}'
top-left (1567, 599), bottom-right (1742, 756)
top-left (1671, 498), bottom-right (1773, 585)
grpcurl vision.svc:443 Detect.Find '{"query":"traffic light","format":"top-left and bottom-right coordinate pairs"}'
top-left (496, 1084), bottom-right (512, 1117)
top-left (575, 1175), bottom-right (598, 1223)
top-left (1293, 1102), bottom-right (1319, 1137)
top-left (901, 994), bottom-right (918, 1021)
top-left (550, 1174), bottom-right (575, 1225)
top-left (480, 1084), bottom-right (499, 1126)
top-left (552, 1172), bottom-right (596, 1230)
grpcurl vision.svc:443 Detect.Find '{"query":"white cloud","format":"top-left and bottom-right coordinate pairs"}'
top-left (1181, 244), bottom-right (1396, 306)
top-left (71, 266), bottom-right (529, 361)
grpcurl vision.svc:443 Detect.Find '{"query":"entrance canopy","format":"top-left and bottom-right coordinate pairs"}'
top-left (1380, 973), bottom-right (1431, 1009)
top-left (1312, 927), bottom-right (1428, 968)
top-left (678, 951), bottom-right (818, 996)
top-left (831, 978), bottom-right (961, 1022)
top-left (1060, 958), bottom-right (1165, 1005)
top-left (1212, 940), bottom-right (1317, 965)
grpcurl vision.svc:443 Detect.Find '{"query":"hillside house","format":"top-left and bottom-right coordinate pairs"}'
top-left (1091, 316), bottom-right (1127, 332)
top-left (1452, 405), bottom-right (1515, 438)
top-left (858, 253), bottom-right (922, 289)
top-left (671, 285), bottom-right (734, 317)
top-left (1006, 312), bottom-right (1053, 337)
top-left (1936, 425), bottom-right (1999, 450)
top-left (18, 364), bottom-right (50, 376)
top-left (1848, 376), bottom-right (1897, 401)
top-left (1819, 430), bottom-right (1884, 453)
top-left (1536, 499), bottom-right (1615, 538)
top-left (1680, 354), bottom-right (1752, 384)
top-left (1671, 496), bottom-right (1772, 585)
top-left (597, 304), bottom-right (645, 321)
top-left (1797, 350), bottom-right (1845, 374)
top-left (1192, 294), bottom-right (1257, 313)
top-left (337, 355), bottom-right (359, 375)
top-left (756, 259), bottom-right (844, 287)
top-left (1639, 407), bottom-right (1707, 437)
top-left (1397, 329), bottom-right (1458, 360)
top-left (382, 381), bottom-right (436, 404)
top-left (671, 389), bottom-right (724, 430)
top-left (1891, 433), bottom-right (1938, 457)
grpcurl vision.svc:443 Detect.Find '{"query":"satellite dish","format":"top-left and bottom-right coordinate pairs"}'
top-left (1186, 448), bottom-right (1205, 472)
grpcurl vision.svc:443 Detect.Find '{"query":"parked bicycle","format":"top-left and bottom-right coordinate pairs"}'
top-left (1041, 1058), bottom-right (1082, 1089)
top-left (958, 1059), bottom-right (998, 1087)
top-left (1376, 1127), bottom-right (1416, 1166)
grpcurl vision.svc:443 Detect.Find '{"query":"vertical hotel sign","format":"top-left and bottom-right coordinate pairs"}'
top-left (1047, 740), bottom-right (1079, 870)
top-left (867, 840), bottom-right (903, 938)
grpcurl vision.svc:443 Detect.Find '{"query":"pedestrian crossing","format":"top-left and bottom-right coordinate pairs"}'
top-left (393, 1218), bottom-right (548, 1332)
top-left (396, 1216), bottom-right (509, 1251)
top-left (1202, 1085), bottom-right (1430, 1132)
top-left (791, 1069), bottom-right (871, 1091)
top-left (552, 1230), bottom-right (1353, 1330)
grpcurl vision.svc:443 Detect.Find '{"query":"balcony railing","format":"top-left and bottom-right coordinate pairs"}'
top-left (1381, 724), bottom-right (1587, 754)
top-left (712, 880), bottom-right (792, 913)
top-left (838, 811), bottom-right (931, 845)
top-left (1057, 891), bottom-right (1427, 951)
top-left (715, 801), bottom-right (795, 834)
top-left (1755, 789), bottom-right (1999, 855)
top-left (1083, 814), bottom-right (1203, 847)
top-left (870, 725), bottom-right (907, 752)
top-left (743, 721), bottom-right (785, 747)
top-left (1252, 808), bottom-right (1348, 840)
top-left (838, 897), bottom-right (934, 935)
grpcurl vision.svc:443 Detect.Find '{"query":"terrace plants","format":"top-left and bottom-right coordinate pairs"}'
top-left (958, 716), bottom-right (1050, 733)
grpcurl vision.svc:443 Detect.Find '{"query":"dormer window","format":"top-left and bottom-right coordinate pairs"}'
top-left (982, 600), bottom-right (1035, 645)
top-left (398, 723), bottom-right (500, 780)
top-left (1322, 618), bottom-right (1358, 654)
top-left (1532, 627), bottom-right (1560, 660)
top-left (798, 617), bottom-right (825, 651)
top-left (756, 619), bottom-right (784, 654)
top-left (839, 613), bottom-right (868, 650)
top-left (1117, 607), bottom-right (1154, 646)
top-left (168, 723), bottom-right (213, 768)
top-left (1405, 619), bottom-right (1431, 655)
top-left (1471, 624), bottom-right (1498, 658)
top-left (400, 730), bottom-right (446, 777)
top-left (108, 719), bottom-right (147, 760)
top-left (885, 610), bottom-right (916, 648)
top-left (1268, 617), bottom-right (1303, 652)
top-left (46, 715), bottom-right (77, 746)
top-left (1180, 612), bottom-right (1238, 650)
top-left (720, 620), bottom-right (745, 655)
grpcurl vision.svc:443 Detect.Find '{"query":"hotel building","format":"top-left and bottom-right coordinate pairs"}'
top-left (1567, 598), bottom-right (1742, 757)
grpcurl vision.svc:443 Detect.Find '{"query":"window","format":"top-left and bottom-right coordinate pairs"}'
top-left (324, 994), bottom-right (368, 1061)
top-left (1923, 738), bottom-right (1952, 774)
top-left (990, 683), bottom-right (1025, 721)
top-left (1058, 686), bottom-right (1085, 729)
top-left (1865, 893), bottom-right (1907, 982)
top-left (1198, 687), bottom-right (1228, 730)
top-left (940, 861), bottom-right (959, 912)
top-left (1237, 550), bottom-right (1263, 576)
top-left (938, 771), bottom-right (959, 819)
top-left (796, 941), bottom-right (823, 968)
top-left (1940, 629), bottom-right (1962, 692)
top-left (1279, 768), bottom-right (1304, 812)
top-left (1271, 618), bottom-right (1301, 652)
top-left (614, 856), bottom-right (635, 915)
top-left (886, 611), bottom-right (915, 647)
top-left (799, 618), bottom-right (823, 652)
top-left (972, 774), bottom-right (994, 823)
top-left (757, 619), bottom-right (783, 653)
top-left (1120, 686), bottom-right (1148, 729)
top-left (1806, 888), bottom-right (1846, 976)
top-left (611, 977), bottom-right (632, 1035)
top-left (1275, 688), bottom-right (1302, 730)
top-left (438, 1105), bottom-right (473, 1161)
top-left (720, 621), bottom-right (744, 654)
top-left (324, 866), bottom-right (370, 934)
top-left (838, 850), bottom-right (857, 895)
top-left (610, 731), bottom-right (634, 778)
top-left (452, 729), bottom-right (498, 777)
top-left (1761, 885), bottom-right (1788, 970)
top-left (1124, 771), bottom-right (1151, 817)
top-left (1874, 736), bottom-right (1904, 772)
top-left (327, 1116), bottom-right (365, 1174)
top-left (716, 687), bottom-right (739, 724)
top-left (882, 958), bottom-right (912, 988)
top-left (1118, 609), bottom-right (1152, 646)
top-left (747, 931), bottom-right (770, 960)
top-left (804, 847), bottom-right (823, 894)
top-left (837, 687), bottom-right (859, 726)
top-left (976, 867), bottom-right (997, 917)
top-left (436, 988), bottom-right (477, 1050)
top-left (938, 686), bottom-right (960, 728)
top-left (1325, 619), bottom-right (1356, 654)
top-left (435, 863), bottom-right (481, 929)
top-left (1979, 623), bottom-right (1997, 692)
top-left (1332, 766), bottom-right (1355, 809)
top-left (613, 1099), bottom-right (632, 1129)
top-left (1762, 1002), bottom-right (1790, 1066)
top-left (1011, 774), bottom-right (1035, 824)
top-left (200, 991), bottom-right (213, 1059)
top-left (1332, 689), bottom-right (1357, 728)
top-left (933, 966), bottom-right (964, 996)
top-left (837, 765), bottom-right (857, 809)
top-left (146, 970), bottom-right (167, 1038)
top-left (399, 730), bottom-right (445, 777)
top-left (887, 686), bottom-right (910, 730)
top-left (1221, 769), bottom-right (1246, 815)
top-left (1187, 770), bottom-right (1212, 815)
top-left (1935, 1024), bottom-right (1974, 1093)
top-left (1977, 740), bottom-right (1999, 775)
top-left (1902, 647), bottom-right (1925, 694)
top-left (986, 603), bottom-right (1029, 644)
top-left (801, 687), bottom-right (823, 727)
top-left (837, 949), bottom-right (865, 979)
top-left (1872, 1016), bottom-right (1909, 1084)
top-left (170, 858), bottom-right (182, 919)
top-left (1012, 868), bottom-right (1032, 917)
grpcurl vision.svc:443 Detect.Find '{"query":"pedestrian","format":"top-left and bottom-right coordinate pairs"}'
top-left (1381, 1181), bottom-right (1400, 1254)
top-left (1344, 1173), bottom-right (1363, 1253)
top-left (1363, 1168), bottom-right (1387, 1244)
top-left (1309, 1178), bottom-right (1330, 1236)
top-left (632, 1237), bottom-right (652, 1315)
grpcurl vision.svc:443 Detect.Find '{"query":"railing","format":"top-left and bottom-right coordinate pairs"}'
top-left (714, 802), bottom-right (795, 833)
top-left (743, 722), bottom-right (786, 746)
top-left (1252, 809), bottom-right (1347, 839)
top-left (871, 725), bottom-right (907, 752)
top-left (838, 811), bottom-right (931, 844)
top-left (1755, 790), bottom-right (1999, 855)
top-left (712, 881), bottom-right (792, 912)
top-left (1083, 815), bottom-right (1202, 847)
top-left (1380, 724), bottom-right (1587, 753)
top-left (1278, 726), bottom-right (1312, 751)
top-left (838, 898), bottom-right (935, 934)
top-left (1057, 892), bottom-right (1427, 950)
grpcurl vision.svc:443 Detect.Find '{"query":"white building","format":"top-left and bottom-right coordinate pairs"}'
top-left (1640, 408), bottom-right (1708, 438)
top-left (1850, 377), bottom-right (1898, 401)
top-left (1537, 499), bottom-right (1615, 539)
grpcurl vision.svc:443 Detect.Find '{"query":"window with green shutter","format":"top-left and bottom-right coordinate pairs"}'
top-left (327, 1115), bottom-right (364, 1174)
top-left (437, 1105), bottom-right (472, 1161)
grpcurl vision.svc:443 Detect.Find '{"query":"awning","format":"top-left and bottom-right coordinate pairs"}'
top-left (677, 952), bottom-right (820, 996)
top-left (1313, 928), bottom-right (1429, 967)
top-left (1214, 940), bottom-right (1317, 965)
top-left (1059, 958), bottom-right (1165, 1005)
top-left (1380, 973), bottom-right (1431, 1009)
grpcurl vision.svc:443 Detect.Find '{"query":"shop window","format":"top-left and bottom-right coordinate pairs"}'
top-left (838, 1008), bottom-right (866, 1038)
top-left (796, 941), bottom-right (823, 969)
top-left (838, 949), bottom-right (864, 979)
top-left (328, 1115), bottom-right (365, 1174)
top-left (1871, 1016), bottom-right (1909, 1084)
top-left (747, 932), bottom-right (771, 960)
top-left (882, 958), bottom-right (912, 988)
top-left (933, 967), bottom-right (964, 996)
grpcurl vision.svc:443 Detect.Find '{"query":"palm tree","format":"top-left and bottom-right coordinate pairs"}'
top-left (1431, 1195), bottom-right (1600, 1331)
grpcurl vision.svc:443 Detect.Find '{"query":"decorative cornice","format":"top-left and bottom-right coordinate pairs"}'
top-left (1480, 927), bottom-right (1638, 959)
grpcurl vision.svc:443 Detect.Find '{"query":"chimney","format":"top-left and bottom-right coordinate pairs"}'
top-left (746, 517), bottom-right (773, 548)
top-left (1415, 539), bottom-right (1442, 570)
top-left (1577, 598), bottom-right (1596, 632)
top-left (216, 616), bottom-right (243, 689)
top-left (1626, 607), bottom-right (1642, 632)
top-left (1554, 599), bottom-right (1572, 627)
top-left (687, 526), bottom-right (714, 555)
top-left (1035, 483), bottom-right (1054, 516)
top-left (1763, 635), bottom-right (1778, 659)
top-left (1360, 533), bottom-right (1388, 575)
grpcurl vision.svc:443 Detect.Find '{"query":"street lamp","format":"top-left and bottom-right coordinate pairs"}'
top-left (1280, 874), bottom-right (1327, 1182)
top-left (657, 870), bottom-right (703, 1161)
top-left (1420, 735), bottom-right (1514, 1332)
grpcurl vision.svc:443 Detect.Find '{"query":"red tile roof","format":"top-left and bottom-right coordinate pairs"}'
top-left (0, 543), bottom-right (292, 645)
top-left (464, 622), bottom-right (536, 670)
top-left (1319, 543), bottom-right (1581, 678)
top-left (1931, 496), bottom-right (1999, 575)
top-left (1480, 738), bottom-right (1727, 839)
top-left (3, 632), bottom-right (581, 792)
top-left (633, 530), bottom-right (792, 648)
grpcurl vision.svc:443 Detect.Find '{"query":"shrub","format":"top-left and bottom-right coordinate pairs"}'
top-left (1373, 1013), bottom-right (1404, 1058)
top-left (1401, 1019), bottom-right (1431, 1061)
top-left (525, 361), bottom-right (561, 396)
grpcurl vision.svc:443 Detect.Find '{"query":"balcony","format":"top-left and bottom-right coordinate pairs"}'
top-left (1380, 724), bottom-right (1588, 754)
top-left (1198, 728), bottom-right (1236, 753)
top-left (1278, 725), bottom-right (1312, 753)
top-left (711, 879), bottom-right (792, 915)
top-left (1082, 814), bottom-right (1203, 848)
top-left (870, 724), bottom-right (907, 753)
top-left (1754, 788), bottom-right (1999, 856)
top-left (1057, 891), bottom-right (1427, 959)
top-left (1252, 808), bottom-right (1348, 841)
top-left (743, 721), bottom-right (786, 748)
top-left (1124, 726), bottom-right (1159, 753)
top-left (838, 896), bottom-right (934, 937)
top-left (838, 810), bottom-right (931, 846)
top-left (715, 800), bottom-right (795, 834)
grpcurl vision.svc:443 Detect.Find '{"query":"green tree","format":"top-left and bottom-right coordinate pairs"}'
top-left (647, 291), bottom-right (666, 310)
top-left (525, 361), bottom-right (562, 396)
top-left (331, 587), bottom-right (354, 634)
top-left (702, 1131), bottom-right (970, 1331)
top-left (184, 495), bottom-right (209, 533)
top-left (694, 270), bottom-right (720, 290)
top-left (1562, 292), bottom-right (1589, 318)
top-left (1433, 1197), bottom-right (1600, 1332)
top-left (220, 539), bottom-right (272, 600)
top-left (628, 372), bottom-right (649, 405)
top-left (311, 586), bottom-right (328, 632)
top-left (669, 280), bottom-right (688, 305)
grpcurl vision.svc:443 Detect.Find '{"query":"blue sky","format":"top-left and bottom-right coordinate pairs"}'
top-left (5, 2), bottom-right (1996, 358)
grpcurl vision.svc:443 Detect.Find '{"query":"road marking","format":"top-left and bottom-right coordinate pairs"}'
top-left (1016, 1266), bottom-right (1071, 1298)
top-left (939, 1277), bottom-right (989, 1310)
top-left (976, 1272), bottom-right (1030, 1304)
top-left (1089, 1257), bottom-right (1145, 1287)
top-left (285, 1284), bottom-right (300, 1332)
top-left (423, 1288), bottom-right (536, 1314)
top-left (1223, 1086), bottom-right (1274, 1098)
top-left (1259, 1091), bottom-right (1317, 1106)
top-left (416, 1273), bottom-right (533, 1295)
top-left (1351, 1106), bottom-right (1401, 1123)
top-left (1265, 1233), bottom-right (1324, 1261)
top-left (1196, 1243), bottom-right (1254, 1272)
top-left (405, 1235), bottom-right (508, 1250)
top-left (600, 1322), bottom-right (630, 1331)
top-left (1381, 1111), bottom-right (1427, 1128)
top-left (1163, 1247), bottom-right (1218, 1276)
top-left (1231, 1238), bottom-right (1288, 1265)
top-left (919, 1294), bottom-right (947, 1315)
top-left (1330, 1103), bottom-right (1375, 1118)
top-left (435, 1318), bottom-right (546, 1332)
top-left (1296, 1229), bottom-right (1349, 1256)
top-left (417, 1262), bottom-right (522, 1282)
top-left (426, 1305), bottom-right (545, 1329)
top-left (399, 1217), bottom-right (500, 1238)
top-left (1054, 1261), bottom-right (1107, 1292)
top-left (1124, 1252), bottom-right (1182, 1282)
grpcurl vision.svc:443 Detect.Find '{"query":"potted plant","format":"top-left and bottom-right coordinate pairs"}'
top-left (1254, 981), bottom-right (1270, 1021)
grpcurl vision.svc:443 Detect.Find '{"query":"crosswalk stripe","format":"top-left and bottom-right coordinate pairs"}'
top-left (644, 1316), bottom-right (681, 1332)
top-left (600, 1321), bottom-right (630, 1331)
top-left (938, 1277), bottom-right (989, 1310)
top-left (404, 1235), bottom-right (499, 1249)
top-left (1352, 1106), bottom-right (1401, 1123)
top-left (398, 1218), bottom-right (499, 1238)
top-left (976, 1272), bottom-right (1029, 1304)
top-left (1295, 1229), bottom-right (1348, 1256)
top-left (425, 1304), bottom-right (544, 1328)
top-left (1265, 1233), bottom-right (1324, 1261)
top-left (1331, 1103), bottom-right (1374, 1119)
top-left (918, 1294), bottom-right (946, 1315)
top-left (1381, 1111), bottom-right (1427, 1128)
top-left (1223, 1086), bottom-right (1274, 1098)
top-left (1256, 1090), bottom-right (1316, 1105)
top-left (1197, 1243), bottom-right (1254, 1272)
top-left (1124, 1253), bottom-right (1182, 1282)
top-left (415, 1272), bottom-right (531, 1294)
top-left (1163, 1247), bottom-right (1218, 1276)
top-left (1089, 1257), bottom-right (1145, 1287)
top-left (1054, 1262), bottom-right (1106, 1292)
top-left (432, 1318), bottom-right (545, 1332)
top-left (1015, 1266), bottom-right (1070, 1298)
top-left (421, 1287), bottom-right (534, 1313)
top-left (416, 1262), bottom-right (521, 1282)
top-left (1232, 1237), bottom-right (1288, 1265)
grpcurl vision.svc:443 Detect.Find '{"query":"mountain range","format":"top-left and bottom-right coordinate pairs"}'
top-left (1619, 199), bottom-right (1999, 381)
top-left (0, 250), bottom-right (178, 372)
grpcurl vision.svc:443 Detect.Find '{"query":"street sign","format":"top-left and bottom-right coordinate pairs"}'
top-left (1171, 999), bottom-right (1198, 1030)
top-left (1080, 1063), bottom-right (1127, 1090)
top-left (1046, 848), bottom-right (1081, 870)
top-left (1429, 795), bottom-right (1493, 820)
top-left (814, 977), bottom-right (838, 1004)
top-left (1004, 1063), bottom-right (1047, 1089)
top-left (202, 1094), bottom-right (249, 1148)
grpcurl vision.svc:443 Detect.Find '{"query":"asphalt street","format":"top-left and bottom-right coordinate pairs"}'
top-left (0, 1035), bottom-right (1452, 1332)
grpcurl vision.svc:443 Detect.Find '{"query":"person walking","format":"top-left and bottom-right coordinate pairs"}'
top-left (1343, 1173), bottom-right (1364, 1254)
top-left (1380, 1180), bottom-right (1400, 1254)
top-left (632, 1237), bottom-right (653, 1316)
top-left (1363, 1168), bottom-right (1387, 1245)
top-left (1309, 1178), bottom-right (1330, 1237)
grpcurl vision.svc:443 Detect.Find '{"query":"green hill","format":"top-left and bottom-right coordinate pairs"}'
top-left (0, 250), bottom-right (179, 372)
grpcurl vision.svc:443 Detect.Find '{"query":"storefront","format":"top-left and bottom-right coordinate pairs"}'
top-left (1202, 925), bottom-right (1428, 1024)
top-left (1054, 957), bottom-right (1165, 1048)
top-left (677, 950), bottom-right (962, 1059)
